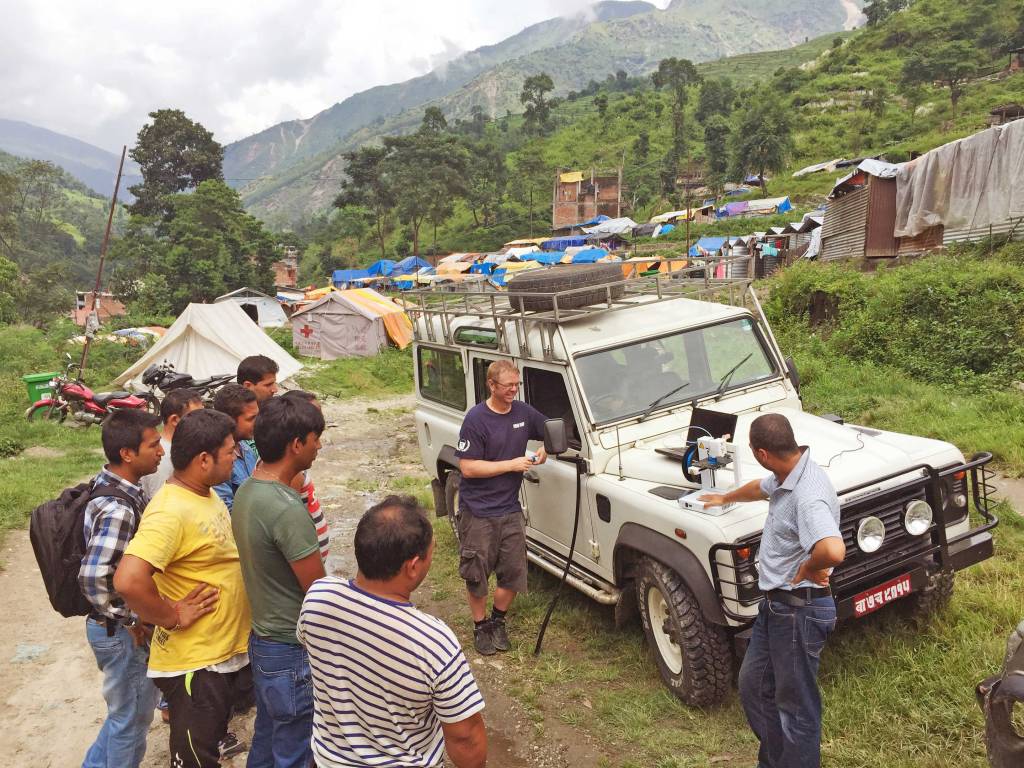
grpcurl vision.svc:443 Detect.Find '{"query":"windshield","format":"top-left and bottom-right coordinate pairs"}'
top-left (574, 317), bottom-right (777, 423)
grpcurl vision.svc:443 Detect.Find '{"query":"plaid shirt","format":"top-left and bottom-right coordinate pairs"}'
top-left (78, 467), bottom-right (147, 621)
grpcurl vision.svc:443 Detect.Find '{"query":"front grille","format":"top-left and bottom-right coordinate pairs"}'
top-left (832, 483), bottom-right (934, 593)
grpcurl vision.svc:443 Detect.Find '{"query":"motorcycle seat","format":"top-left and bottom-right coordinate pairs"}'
top-left (93, 391), bottom-right (132, 405)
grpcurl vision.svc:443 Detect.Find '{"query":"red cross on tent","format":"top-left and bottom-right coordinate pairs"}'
top-left (300, 325), bottom-right (314, 338)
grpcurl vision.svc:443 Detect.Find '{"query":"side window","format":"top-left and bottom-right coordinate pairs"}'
top-left (418, 347), bottom-right (467, 410)
top-left (471, 357), bottom-right (493, 405)
top-left (523, 367), bottom-right (580, 448)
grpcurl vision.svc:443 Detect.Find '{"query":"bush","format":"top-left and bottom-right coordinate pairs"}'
top-left (765, 245), bottom-right (1024, 389)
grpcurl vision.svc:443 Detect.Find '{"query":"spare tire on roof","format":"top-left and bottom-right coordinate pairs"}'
top-left (507, 263), bottom-right (625, 312)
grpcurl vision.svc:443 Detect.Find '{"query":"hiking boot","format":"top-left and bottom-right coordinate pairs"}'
top-left (490, 617), bottom-right (510, 652)
top-left (474, 622), bottom-right (496, 655)
top-left (219, 732), bottom-right (247, 759)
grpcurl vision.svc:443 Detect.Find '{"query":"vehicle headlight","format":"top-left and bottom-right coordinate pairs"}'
top-left (856, 516), bottom-right (886, 553)
top-left (904, 499), bottom-right (933, 536)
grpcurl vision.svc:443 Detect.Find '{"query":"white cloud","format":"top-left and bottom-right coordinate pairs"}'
top-left (0, 0), bottom-right (668, 152)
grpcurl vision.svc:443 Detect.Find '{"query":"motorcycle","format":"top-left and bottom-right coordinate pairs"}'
top-left (25, 354), bottom-right (159, 425)
top-left (141, 361), bottom-right (234, 404)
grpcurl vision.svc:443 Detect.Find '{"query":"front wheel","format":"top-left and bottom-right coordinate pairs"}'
top-left (636, 556), bottom-right (733, 707)
top-left (25, 401), bottom-right (67, 422)
top-left (902, 569), bottom-right (955, 620)
top-left (443, 470), bottom-right (463, 544)
top-left (141, 392), bottom-right (160, 415)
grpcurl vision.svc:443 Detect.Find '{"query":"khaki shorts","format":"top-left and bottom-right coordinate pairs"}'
top-left (457, 510), bottom-right (528, 598)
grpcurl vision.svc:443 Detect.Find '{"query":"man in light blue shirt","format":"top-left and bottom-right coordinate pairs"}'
top-left (701, 413), bottom-right (845, 768)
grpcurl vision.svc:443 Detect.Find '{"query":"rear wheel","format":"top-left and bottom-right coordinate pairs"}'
top-left (636, 556), bottom-right (732, 707)
top-left (443, 469), bottom-right (463, 544)
top-left (25, 402), bottom-right (67, 422)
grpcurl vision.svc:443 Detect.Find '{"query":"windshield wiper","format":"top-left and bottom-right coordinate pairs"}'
top-left (638, 381), bottom-right (690, 422)
top-left (714, 353), bottom-right (753, 399)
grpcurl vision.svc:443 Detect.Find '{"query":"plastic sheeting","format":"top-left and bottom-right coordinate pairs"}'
top-left (688, 237), bottom-right (728, 256)
top-left (541, 236), bottom-right (587, 250)
top-left (520, 251), bottom-right (565, 265)
top-left (392, 256), bottom-right (432, 275)
top-left (582, 217), bottom-right (637, 236)
top-left (895, 119), bottom-right (1024, 239)
top-left (332, 269), bottom-right (370, 286)
top-left (115, 302), bottom-right (302, 388)
top-left (291, 289), bottom-right (412, 358)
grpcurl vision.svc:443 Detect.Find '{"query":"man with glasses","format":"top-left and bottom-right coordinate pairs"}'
top-left (454, 360), bottom-right (547, 655)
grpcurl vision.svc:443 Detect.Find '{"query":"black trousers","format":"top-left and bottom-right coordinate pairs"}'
top-left (154, 665), bottom-right (251, 768)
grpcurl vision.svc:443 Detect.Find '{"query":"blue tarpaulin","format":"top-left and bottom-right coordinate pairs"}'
top-left (521, 251), bottom-right (565, 265)
top-left (470, 262), bottom-right (497, 275)
top-left (490, 269), bottom-right (509, 287)
top-left (688, 237), bottom-right (728, 257)
top-left (392, 256), bottom-right (432, 275)
top-left (333, 269), bottom-right (371, 286)
top-left (570, 248), bottom-right (607, 264)
top-left (541, 236), bottom-right (587, 250)
top-left (366, 260), bottom-right (396, 276)
top-left (573, 214), bottom-right (609, 228)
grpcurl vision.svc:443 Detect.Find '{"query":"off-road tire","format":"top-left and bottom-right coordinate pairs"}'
top-left (635, 556), bottom-right (732, 707)
top-left (983, 691), bottom-right (1024, 768)
top-left (444, 469), bottom-right (463, 544)
top-left (507, 263), bottom-right (625, 312)
top-left (903, 570), bottom-right (955, 619)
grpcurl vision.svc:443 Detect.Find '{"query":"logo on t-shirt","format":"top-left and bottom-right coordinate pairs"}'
top-left (458, 438), bottom-right (470, 451)
top-left (513, 421), bottom-right (525, 429)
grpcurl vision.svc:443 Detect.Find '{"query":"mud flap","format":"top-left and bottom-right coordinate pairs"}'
top-left (431, 479), bottom-right (446, 518)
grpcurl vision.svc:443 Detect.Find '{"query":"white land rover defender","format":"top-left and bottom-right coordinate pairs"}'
top-left (408, 261), bottom-right (998, 706)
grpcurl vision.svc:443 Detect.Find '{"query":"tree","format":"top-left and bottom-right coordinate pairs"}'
top-left (511, 143), bottom-right (549, 236)
top-left (420, 106), bottom-right (448, 135)
top-left (128, 109), bottom-right (223, 217)
top-left (520, 74), bottom-right (555, 135)
top-left (697, 78), bottom-right (735, 122)
top-left (464, 137), bottom-right (507, 227)
top-left (703, 115), bottom-right (731, 191)
top-left (729, 99), bottom-right (794, 195)
top-left (594, 93), bottom-right (609, 120)
top-left (335, 145), bottom-right (397, 258)
top-left (652, 57), bottom-right (701, 190)
top-left (902, 41), bottom-right (979, 117)
top-left (633, 131), bottom-right (650, 163)
top-left (0, 253), bottom-right (18, 323)
top-left (862, 84), bottom-right (889, 118)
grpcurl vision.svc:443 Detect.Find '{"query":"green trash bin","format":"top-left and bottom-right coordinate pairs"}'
top-left (22, 372), bottom-right (59, 405)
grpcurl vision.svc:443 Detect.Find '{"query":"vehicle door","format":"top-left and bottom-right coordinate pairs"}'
top-left (520, 363), bottom-right (600, 573)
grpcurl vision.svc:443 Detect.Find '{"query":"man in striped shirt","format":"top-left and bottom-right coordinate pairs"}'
top-left (298, 495), bottom-right (487, 768)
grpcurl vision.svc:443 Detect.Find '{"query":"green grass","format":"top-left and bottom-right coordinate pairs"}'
top-left (293, 348), bottom-right (414, 400)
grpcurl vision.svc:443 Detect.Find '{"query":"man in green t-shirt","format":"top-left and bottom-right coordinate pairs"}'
top-left (231, 396), bottom-right (326, 768)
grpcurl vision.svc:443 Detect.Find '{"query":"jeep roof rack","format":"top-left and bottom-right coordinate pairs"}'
top-left (402, 256), bottom-right (754, 361)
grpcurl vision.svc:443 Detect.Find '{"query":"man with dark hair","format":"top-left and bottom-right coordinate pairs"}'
top-left (455, 358), bottom-right (547, 655)
top-left (142, 388), bottom-right (203, 499)
top-left (115, 409), bottom-right (253, 768)
top-left (281, 389), bottom-right (329, 561)
top-left (700, 413), bottom-right (845, 768)
top-left (298, 496), bottom-right (487, 768)
top-left (79, 409), bottom-right (163, 768)
top-left (232, 396), bottom-right (326, 768)
top-left (212, 383), bottom-right (259, 510)
top-left (237, 354), bottom-right (279, 403)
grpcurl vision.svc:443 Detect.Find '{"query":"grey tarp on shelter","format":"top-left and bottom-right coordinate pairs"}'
top-left (290, 292), bottom-right (388, 359)
top-left (895, 119), bottom-right (1024, 238)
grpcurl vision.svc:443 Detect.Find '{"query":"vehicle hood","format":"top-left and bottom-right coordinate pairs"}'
top-left (603, 407), bottom-right (965, 526)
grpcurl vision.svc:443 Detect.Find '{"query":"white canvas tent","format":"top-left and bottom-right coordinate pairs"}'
top-left (290, 289), bottom-right (411, 359)
top-left (215, 287), bottom-right (288, 328)
top-left (114, 302), bottom-right (302, 389)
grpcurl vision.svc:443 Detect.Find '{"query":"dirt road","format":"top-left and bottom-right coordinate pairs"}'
top-left (0, 395), bottom-right (604, 767)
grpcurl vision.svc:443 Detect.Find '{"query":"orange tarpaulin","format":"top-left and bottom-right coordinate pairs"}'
top-left (340, 289), bottom-right (414, 349)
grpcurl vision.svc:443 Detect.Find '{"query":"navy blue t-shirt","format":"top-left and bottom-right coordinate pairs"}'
top-left (455, 400), bottom-right (546, 518)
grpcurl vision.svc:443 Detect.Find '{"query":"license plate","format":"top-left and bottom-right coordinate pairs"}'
top-left (852, 573), bottom-right (913, 618)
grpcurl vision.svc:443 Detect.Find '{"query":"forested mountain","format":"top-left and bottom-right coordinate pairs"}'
top-left (228, 0), bottom-right (864, 225)
top-left (222, 1), bottom-right (656, 186)
top-left (0, 119), bottom-right (140, 201)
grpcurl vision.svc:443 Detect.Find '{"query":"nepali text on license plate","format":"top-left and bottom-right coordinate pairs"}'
top-left (853, 573), bottom-right (913, 618)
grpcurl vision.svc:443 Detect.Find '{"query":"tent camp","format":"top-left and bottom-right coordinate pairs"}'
top-left (114, 302), bottom-right (302, 390)
top-left (290, 288), bottom-right (413, 359)
top-left (214, 287), bottom-right (288, 328)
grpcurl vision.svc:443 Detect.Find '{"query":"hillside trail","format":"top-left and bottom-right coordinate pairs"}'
top-left (0, 394), bottom-right (606, 768)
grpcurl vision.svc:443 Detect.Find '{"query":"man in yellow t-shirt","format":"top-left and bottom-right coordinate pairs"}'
top-left (115, 409), bottom-right (252, 768)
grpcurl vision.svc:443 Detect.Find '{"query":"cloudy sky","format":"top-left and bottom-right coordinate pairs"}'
top-left (1, 0), bottom-right (670, 154)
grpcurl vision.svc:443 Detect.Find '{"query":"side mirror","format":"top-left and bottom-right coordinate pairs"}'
top-left (784, 356), bottom-right (801, 394)
top-left (543, 418), bottom-right (569, 456)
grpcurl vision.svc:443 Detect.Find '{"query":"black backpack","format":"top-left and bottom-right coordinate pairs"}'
top-left (29, 482), bottom-right (140, 618)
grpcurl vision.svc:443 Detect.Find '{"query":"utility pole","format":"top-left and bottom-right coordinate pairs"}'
top-left (79, 145), bottom-right (126, 379)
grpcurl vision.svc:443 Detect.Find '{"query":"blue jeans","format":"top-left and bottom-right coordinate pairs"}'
top-left (83, 618), bottom-right (160, 768)
top-left (248, 633), bottom-right (314, 768)
top-left (738, 596), bottom-right (837, 768)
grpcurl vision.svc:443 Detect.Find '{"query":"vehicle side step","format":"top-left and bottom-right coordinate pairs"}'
top-left (526, 549), bottom-right (620, 605)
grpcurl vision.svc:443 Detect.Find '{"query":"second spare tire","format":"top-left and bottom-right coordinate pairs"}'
top-left (507, 263), bottom-right (625, 312)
